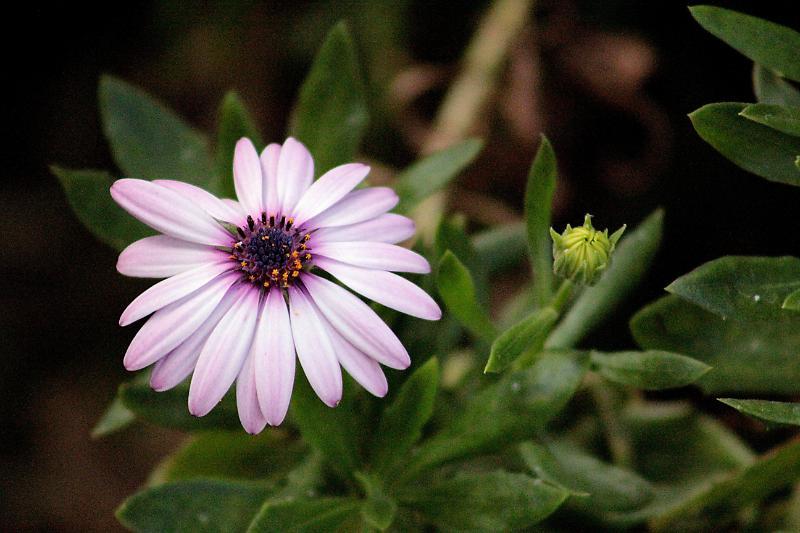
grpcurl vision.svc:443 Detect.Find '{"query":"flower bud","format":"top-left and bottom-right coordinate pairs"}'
top-left (550, 214), bottom-right (626, 286)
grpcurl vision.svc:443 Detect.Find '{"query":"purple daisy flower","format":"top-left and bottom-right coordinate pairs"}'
top-left (110, 137), bottom-right (441, 433)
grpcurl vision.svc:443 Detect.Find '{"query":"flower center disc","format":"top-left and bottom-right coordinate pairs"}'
top-left (231, 214), bottom-right (311, 288)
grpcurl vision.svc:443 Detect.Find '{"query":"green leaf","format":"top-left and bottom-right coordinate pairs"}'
top-left (98, 76), bottom-right (215, 189)
top-left (525, 135), bottom-right (558, 307)
top-left (399, 470), bottom-right (568, 532)
top-left (119, 381), bottom-right (240, 432)
top-left (741, 103), bottom-right (800, 137)
top-left (753, 64), bottom-right (800, 107)
top-left (437, 251), bottom-right (497, 341)
top-left (649, 439), bottom-right (800, 532)
top-left (784, 287), bottom-right (800, 310)
top-left (719, 398), bottom-right (800, 427)
top-left (215, 91), bottom-right (264, 198)
top-left (371, 358), bottom-right (439, 477)
top-left (547, 209), bottom-right (663, 349)
top-left (288, 22), bottom-right (368, 176)
top-left (247, 497), bottom-right (362, 533)
top-left (404, 350), bottom-right (588, 479)
top-left (689, 102), bottom-right (800, 186)
top-left (472, 222), bottom-right (527, 275)
top-left (117, 479), bottom-right (270, 533)
top-left (520, 440), bottom-right (654, 513)
top-left (485, 307), bottom-right (558, 373)
top-left (52, 166), bottom-right (154, 251)
top-left (631, 295), bottom-right (800, 394)
top-left (590, 350), bottom-right (711, 390)
top-left (91, 396), bottom-right (136, 438)
top-left (355, 472), bottom-right (397, 531)
top-left (690, 6), bottom-right (800, 83)
top-left (666, 256), bottom-right (800, 320)
top-left (394, 138), bottom-right (483, 214)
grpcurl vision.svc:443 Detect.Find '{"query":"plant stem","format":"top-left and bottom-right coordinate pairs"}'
top-left (549, 279), bottom-right (574, 314)
top-left (587, 374), bottom-right (633, 467)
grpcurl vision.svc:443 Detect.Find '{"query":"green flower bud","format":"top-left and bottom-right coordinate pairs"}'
top-left (550, 214), bottom-right (626, 286)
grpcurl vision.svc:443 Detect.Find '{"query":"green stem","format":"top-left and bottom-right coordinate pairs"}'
top-left (549, 279), bottom-right (574, 314)
top-left (586, 374), bottom-right (632, 467)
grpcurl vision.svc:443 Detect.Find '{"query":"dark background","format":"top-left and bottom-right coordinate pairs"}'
top-left (3, 1), bottom-right (800, 530)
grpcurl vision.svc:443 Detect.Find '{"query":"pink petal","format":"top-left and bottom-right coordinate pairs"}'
top-left (117, 235), bottom-right (226, 278)
top-left (314, 257), bottom-right (441, 321)
top-left (149, 285), bottom-right (241, 391)
top-left (312, 242), bottom-right (430, 274)
top-left (302, 273), bottom-right (410, 369)
top-left (253, 289), bottom-right (296, 426)
top-left (110, 179), bottom-right (231, 246)
top-left (305, 188), bottom-right (399, 229)
top-left (324, 317), bottom-right (388, 397)
top-left (188, 285), bottom-right (260, 417)
top-left (153, 180), bottom-right (244, 225)
top-left (291, 163), bottom-right (370, 226)
top-left (120, 261), bottom-right (234, 326)
top-left (221, 198), bottom-right (246, 217)
top-left (236, 351), bottom-right (267, 434)
top-left (276, 137), bottom-right (314, 215)
top-left (233, 138), bottom-right (264, 216)
top-left (287, 286), bottom-right (342, 407)
top-left (123, 272), bottom-right (238, 371)
top-left (260, 143), bottom-right (281, 216)
top-left (312, 214), bottom-right (415, 244)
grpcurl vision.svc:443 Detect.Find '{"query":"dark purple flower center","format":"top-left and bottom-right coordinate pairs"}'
top-left (230, 213), bottom-right (311, 288)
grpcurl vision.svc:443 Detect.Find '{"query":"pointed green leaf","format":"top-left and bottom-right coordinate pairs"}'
top-left (371, 358), bottom-right (439, 477)
top-left (689, 102), bottom-right (800, 186)
top-left (247, 497), bottom-right (362, 533)
top-left (753, 64), bottom-right (800, 107)
top-left (437, 251), bottom-right (497, 341)
top-left (784, 287), bottom-right (800, 310)
top-left (355, 472), bottom-right (397, 531)
top-left (525, 135), bottom-right (558, 307)
top-left (400, 471), bottom-right (568, 531)
top-left (666, 256), bottom-right (800, 320)
top-left (52, 166), bottom-right (154, 251)
top-left (288, 22), bottom-right (368, 176)
top-left (631, 295), bottom-right (800, 394)
top-left (117, 479), bottom-right (270, 533)
top-left (485, 307), bottom-right (558, 373)
top-left (394, 138), bottom-right (483, 214)
top-left (547, 209), bottom-right (663, 349)
top-left (741, 103), bottom-right (800, 137)
top-left (99, 76), bottom-right (215, 189)
top-left (719, 398), bottom-right (800, 427)
top-left (119, 381), bottom-right (240, 432)
top-left (91, 396), bottom-right (136, 438)
top-left (690, 6), bottom-right (800, 82)
top-left (591, 350), bottom-right (710, 390)
top-left (215, 91), bottom-right (264, 198)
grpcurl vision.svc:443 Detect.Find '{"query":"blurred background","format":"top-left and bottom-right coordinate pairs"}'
top-left (4, 0), bottom-right (800, 530)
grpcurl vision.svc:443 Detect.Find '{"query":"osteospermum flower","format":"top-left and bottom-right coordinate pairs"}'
top-left (111, 137), bottom-right (441, 433)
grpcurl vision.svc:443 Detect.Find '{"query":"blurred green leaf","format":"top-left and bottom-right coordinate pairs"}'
top-left (247, 497), bottom-right (362, 533)
top-left (526, 135), bottom-right (558, 308)
top-left (215, 91), bottom-right (264, 198)
top-left (547, 209), bottom-right (663, 349)
top-left (520, 440), bottom-right (653, 513)
top-left (52, 166), bottom-right (154, 251)
top-left (719, 398), bottom-right (800, 427)
top-left (91, 396), bottom-right (136, 438)
top-left (119, 381), bottom-right (241, 432)
top-left (753, 64), bottom-right (800, 107)
top-left (472, 222), bottom-right (527, 275)
top-left (485, 308), bottom-right (558, 373)
top-left (288, 22), bottom-right (368, 176)
top-left (590, 350), bottom-right (711, 391)
top-left (437, 251), bottom-right (497, 341)
top-left (405, 350), bottom-right (588, 479)
top-left (666, 256), bottom-right (800, 321)
top-left (741, 103), bottom-right (800, 137)
top-left (784, 287), bottom-right (800, 310)
top-left (372, 358), bottom-right (439, 477)
top-left (689, 102), bottom-right (800, 186)
top-left (631, 295), bottom-right (800, 394)
top-left (98, 75), bottom-right (215, 189)
top-left (434, 217), bottom-right (488, 305)
top-left (355, 472), bottom-right (397, 531)
top-left (690, 6), bottom-right (800, 83)
top-left (400, 470), bottom-right (568, 531)
top-left (117, 479), bottom-right (270, 533)
top-left (394, 138), bottom-right (483, 214)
